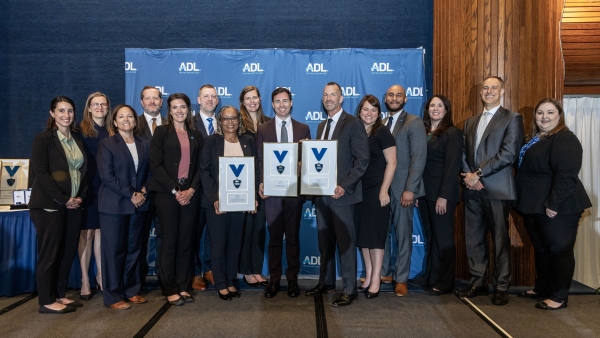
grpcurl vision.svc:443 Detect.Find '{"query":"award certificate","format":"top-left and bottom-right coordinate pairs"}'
top-left (300, 140), bottom-right (337, 196)
top-left (218, 156), bottom-right (256, 212)
top-left (263, 142), bottom-right (298, 197)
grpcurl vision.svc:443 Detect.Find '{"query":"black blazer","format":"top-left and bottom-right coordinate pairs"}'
top-left (422, 126), bottom-right (463, 202)
top-left (315, 111), bottom-right (370, 206)
top-left (97, 134), bottom-right (151, 214)
top-left (199, 133), bottom-right (257, 208)
top-left (29, 129), bottom-right (88, 209)
top-left (148, 125), bottom-right (203, 194)
top-left (516, 129), bottom-right (591, 215)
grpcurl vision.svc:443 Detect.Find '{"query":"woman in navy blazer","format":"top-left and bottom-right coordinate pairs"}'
top-left (200, 105), bottom-right (258, 300)
top-left (516, 98), bottom-right (591, 310)
top-left (149, 93), bottom-right (203, 306)
top-left (418, 95), bottom-right (463, 295)
top-left (30, 96), bottom-right (87, 314)
top-left (97, 104), bottom-right (151, 310)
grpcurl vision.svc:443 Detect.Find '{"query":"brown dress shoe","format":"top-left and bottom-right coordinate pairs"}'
top-left (395, 282), bottom-right (408, 296)
top-left (192, 275), bottom-right (207, 291)
top-left (381, 276), bottom-right (394, 284)
top-left (110, 301), bottom-right (131, 310)
top-left (128, 295), bottom-right (147, 304)
top-left (204, 271), bottom-right (215, 285)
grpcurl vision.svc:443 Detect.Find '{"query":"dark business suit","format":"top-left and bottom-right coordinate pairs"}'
top-left (418, 126), bottom-right (463, 291)
top-left (461, 106), bottom-right (524, 291)
top-left (136, 114), bottom-right (167, 282)
top-left (200, 133), bottom-right (257, 290)
top-left (29, 129), bottom-right (88, 306)
top-left (149, 125), bottom-right (203, 296)
top-left (314, 111), bottom-right (369, 295)
top-left (191, 113), bottom-right (212, 278)
top-left (516, 129), bottom-right (591, 303)
top-left (97, 133), bottom-right (151, 305)
top-left (256, 117), bottom-right (311, 283)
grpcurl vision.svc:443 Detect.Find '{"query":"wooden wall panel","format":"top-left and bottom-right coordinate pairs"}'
top-left (434, 0), bottom-right (564, 286)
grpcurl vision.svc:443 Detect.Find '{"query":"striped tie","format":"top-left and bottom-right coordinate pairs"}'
top-left (207, 117), bottom-right (214, 135)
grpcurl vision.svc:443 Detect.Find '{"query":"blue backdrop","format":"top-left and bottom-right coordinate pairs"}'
top-left (125, 48), bottom-right (427, 279)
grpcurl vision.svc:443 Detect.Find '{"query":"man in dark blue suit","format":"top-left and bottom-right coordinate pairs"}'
top-left (305, 82), bottom-right (370, 307)
top-left (190, 84), bottom-right (220, 290)
top-left (256, 87), bottom-right (311, 298)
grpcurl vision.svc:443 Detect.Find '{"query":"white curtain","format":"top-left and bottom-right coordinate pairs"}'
top-left (564, 97), bottom-right (600, 288)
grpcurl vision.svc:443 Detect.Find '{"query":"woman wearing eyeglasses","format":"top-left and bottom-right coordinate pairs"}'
top-left (149, 93), bottom-right (203, 306)
top-left (238, 86), bottom-right (270, 287)
top-left (200, 105), bottom-right (258, 300)
top-left (76, 92), bottom-right (111, 300)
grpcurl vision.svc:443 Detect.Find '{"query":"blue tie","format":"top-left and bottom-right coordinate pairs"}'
top-left (207, 118), bottom-right (214, 135)
top-left (387, 116), bottom-right (393, 130)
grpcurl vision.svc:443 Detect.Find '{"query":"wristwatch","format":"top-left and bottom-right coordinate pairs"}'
top-left (172, 186), bottom-right (181, 195)
top-left (476, 168), bottom-right (483, 177)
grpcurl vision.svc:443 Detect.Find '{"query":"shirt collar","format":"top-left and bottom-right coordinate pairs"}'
top-left (275, 115), bottom-right (291, 126)
top-left (484, 104), bottom-right (501, 116)
top-left (328, 108), bottom-right (343, 123)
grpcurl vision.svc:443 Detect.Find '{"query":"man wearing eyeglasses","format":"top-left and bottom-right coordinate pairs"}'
top-left (190, 84), bottom-right (220, 291)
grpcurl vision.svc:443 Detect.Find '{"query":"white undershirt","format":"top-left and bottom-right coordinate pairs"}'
top-left (126, 142), bottom-right (139, 171)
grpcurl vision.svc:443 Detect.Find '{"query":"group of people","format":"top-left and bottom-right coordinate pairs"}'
top-left (29, 76), bottom-right (591, 314)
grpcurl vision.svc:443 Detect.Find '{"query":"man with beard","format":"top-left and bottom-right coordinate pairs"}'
top-left (136, 86), bottom-right (167, 285)
top-left (305, 82), bottom-right (369, 306)
top-left (190, 84), bottom-right (220, 291)
top-left (381, 84), bottom-right (427, 297)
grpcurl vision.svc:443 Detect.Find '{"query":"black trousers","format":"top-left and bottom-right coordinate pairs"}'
top-left (206, 209), bottom-right (245, 291)
top-left (464, 196), bottom-right (511, 291)
top-left (238, 198), bottom-right (266, 275)
top-left (315, 197), bottom-right (357, 295)
top-left (140, 191), bottom-right (161, 284)
top-left (418, 199), bottom-right (456, 291)
top-left (523, 212), bottom-right (582, 303)
top-left (30, 208), bottom-right (81, 305)
top-left (155, 190), bottom-right (198, 296)
top-left (99, 211), bottom-right (147, 306)
top-left (264, 197), bottom-right (304, 283)
top-left (190, 207), bottom-right (211, 276)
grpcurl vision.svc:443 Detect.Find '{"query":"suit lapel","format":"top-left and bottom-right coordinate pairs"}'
top-left (186, 129), bottom-right (196, 162)
top-left (316, 119), bottom-right (325, 140)
top-left (138, 116), bottom-right (152, 140)
top-left (195, 114), bottom-right (209, 138)
top-left (134, 137), bottom-right (144, 174)
top-left (52, 131), bottom-right (68, 162)
top-left (479, 107), bottom-right (505, 145)
top-left (216, 135), bottom-right (225, 157)
top-left (331, 111), bottom-right (346, 140)
top-left (115, 133), bottom-right (136, 171)
top-left (291, 118), bottom-right (303, 142)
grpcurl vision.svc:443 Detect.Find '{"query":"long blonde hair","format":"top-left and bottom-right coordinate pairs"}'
top-left (80, 92), bottom-right (111, 137)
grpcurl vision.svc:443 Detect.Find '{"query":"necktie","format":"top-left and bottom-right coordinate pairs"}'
top-left (281, 121), bottom-right (288, 143)
top-left (207, 117), bottom-right (214, 135)
top-left (323, 118), bottom-right (333, 140)
top-left (475, 111), bottom-right (491, 153)
top-left (151, 118), bottom-right (157, 134)
top-left (387, 116), bottom-right (394, 130)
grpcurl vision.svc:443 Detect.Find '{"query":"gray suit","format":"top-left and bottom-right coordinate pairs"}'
top-left (314, 111), bottom-right (369, 295)
top-left (382, 111), bottom-right (427, 283)
top-left (461, 106), bottom-right (523, 291)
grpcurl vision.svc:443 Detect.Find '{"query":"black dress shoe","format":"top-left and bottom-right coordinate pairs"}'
top-left (217, 291), bottom-right (232, 301)
top-left (38, 305), bottom-right (76, 314)
top-left (243, 276), bottom-right (261, 288)
top-left (457, 285), bottom-right (489, 298)
top-left (535, 301), bottom-right (567, 310)
top-left (287, 280), bottom-right (300, 298)
top-left (332, 293), bottom-right (358, 307)
top-left (517, 290), bottom-right (547, 299)
top-left (181, 294), bottom-right (194, 303)
top-left (425, 288), bottom-right (443, 296)
top-left (80, 293), bottom-right (94, 301)
top-left (60, 300), bottom-right (83, 308)
top-left (168, 297), bottom-right (185, 306)
top-left (357, 284), bottom-right (370, 292)
top-left (258, 280), bottom-right (270, 287)
top-left (305, 284), bottom-right (335, 296)
top-left (229, 290), bottom-right (241, 298)
top-left (492, 290), bottom-right (508, 305)
top-left (365, 288), bottom-right (380, 299)
top-left (264, 282), bottom-right (280, 298)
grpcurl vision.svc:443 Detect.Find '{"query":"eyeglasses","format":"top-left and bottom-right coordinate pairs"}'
top-left (221, 116), bottom-right (239, 122)
top-left (91, 103), bottom-right (108, 108)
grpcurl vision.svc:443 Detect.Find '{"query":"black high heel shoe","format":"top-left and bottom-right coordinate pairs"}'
top-left (365, 286), bottom-right (380, 299)
top-left (357, 284), bottom-right (370, 292)
top-left (217, 291), bottom-right (232, 301)
top-left (243, 276), bottom-right (261, 288)
top-left (229, 290), bottom-right (241, 298)
top-left (80, 293), bottom-right (93, 301)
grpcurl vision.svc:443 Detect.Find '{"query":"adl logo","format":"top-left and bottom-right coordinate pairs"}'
top-left (303, 206), bottom-right (316, 219)
top-left (217, 87), bottom-right (232, 98)
top-left (306, 63), bottom-right (328, 73)
top-left (125, 62), bottom-right (137, 72)
top-left (341, 86), bottom-right (360, 98)
top-left (370, 62), bottom-right (394, 73)
top-left (305, 111), bottom-right (327, 122)
top-left (406, 87), bottom-right (424, 97)
top-left (303, 256), bottom-right (321, 266)
top-left (178, 62), bottom-right (200, 73)
top-left (243, 63), bottom-right (264, 73)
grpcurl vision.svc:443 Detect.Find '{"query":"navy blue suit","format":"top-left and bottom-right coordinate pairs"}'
top-left (97, 133), bottom-right (151, 305)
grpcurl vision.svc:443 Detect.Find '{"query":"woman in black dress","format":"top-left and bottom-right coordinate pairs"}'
top-left (354, 94), bottom-right (396, 298)
top-left (77, 92), bottom-right (111, 300)
top-left (418, 95), bottom-right (463, 295)
top-left (516, 98), bottom-right (591, 310)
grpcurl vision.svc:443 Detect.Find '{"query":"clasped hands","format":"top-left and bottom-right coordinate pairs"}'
top-left (461, 172), bottom-right (484, 191)
top-left (131, 189), bottom-right (148, 208)
top-left (65, 197), bottom-right (83, 209)
top-left (175, 188), bottom-right (195, 206)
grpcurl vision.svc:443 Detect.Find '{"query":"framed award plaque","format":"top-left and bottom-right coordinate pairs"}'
top-left (0, 159), bottom-right (30, 205)
top-left (300, 140), bottom-right (337, 196)
top-left (218, 156), bottom-right (256, 212)
top-left (262, 142), bottom-right (298, 197)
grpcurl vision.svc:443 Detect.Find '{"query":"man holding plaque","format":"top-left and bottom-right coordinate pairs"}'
top-left (256, 87), bottom-right (311, 298)
top-left (305, 82), bottom-right (369, 307)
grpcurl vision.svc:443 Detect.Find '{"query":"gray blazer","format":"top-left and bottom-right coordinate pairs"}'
top-left (315, 111), bottom-right (370, 206)
top-left (388, 111), bottom-right (427, 199)
top-left (461, 106), bottom-right (524, 200)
